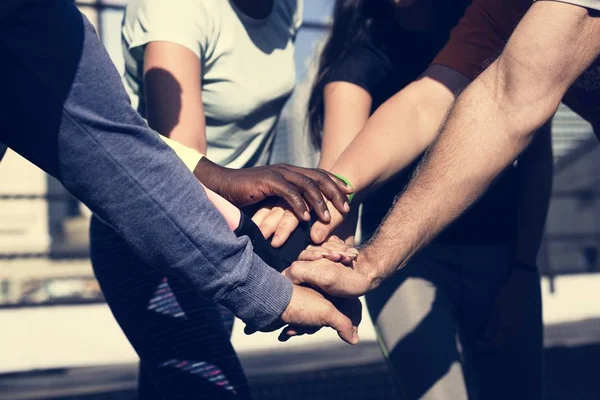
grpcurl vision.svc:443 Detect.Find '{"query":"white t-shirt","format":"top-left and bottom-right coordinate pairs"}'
top-left (122, 0), bottom-right (303, 168)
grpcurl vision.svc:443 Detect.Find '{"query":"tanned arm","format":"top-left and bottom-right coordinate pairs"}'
top-left (362, 2), bottom-right (600, 283)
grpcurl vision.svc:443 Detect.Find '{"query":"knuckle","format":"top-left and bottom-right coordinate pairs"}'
top-left (286, 191), bottom-right (303, 204)
top-left (285, 185), bottom-right (298, 195)
top-left (289, 262), bottom-right (302, 276)
top-left (313, 196), bottom-right (325, 206)
top-left (277, 222), bottom-right (291, 233)
top-left (303, 176), bottom-right (317, 188)
top-left (316, 169), bottom-right (330, 181)
top-left (269, 171), bottom-right (281, 180)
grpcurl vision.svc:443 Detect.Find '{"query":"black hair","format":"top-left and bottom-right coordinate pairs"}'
top-left (307, 0), bottom-right (397, 148)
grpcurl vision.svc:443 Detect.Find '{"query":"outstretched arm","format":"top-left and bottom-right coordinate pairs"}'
top-left (255, 66), bottom-right (470, 245)
top-left (309, 66), bottom-right (470, 243)
top-left (318, 82), bottom-right (372, 245)
top-left (329, 65), bottom-right (469, 194)
top-left (283, 1), bottom-right (600, 297)
top-left (252, 80), bottom-right (373, 246)
top-left (362, 1), bottom-right (600, 283)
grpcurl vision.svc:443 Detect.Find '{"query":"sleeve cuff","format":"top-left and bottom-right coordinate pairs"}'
top-left (222, 254), bottom-right (293, 330)
top-left (158, 135), bottom-right (203, 171)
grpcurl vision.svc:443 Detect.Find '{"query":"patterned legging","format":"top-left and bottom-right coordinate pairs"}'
top-left (91, 215), bottom-right (249, 399)
top-left (90, 213), bottom-right (311, 399)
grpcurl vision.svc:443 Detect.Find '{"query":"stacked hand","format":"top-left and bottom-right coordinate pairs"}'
top-left (265, 284), bottom-right (363, 344)
top-left (194, 158), bottom-right (352, 224)
top-left (278, 244), bottom-right (386, 344)
top-left (250, 200), bottom-right (376, 345)
top-left (296, 235), bottom-right (359, 264)
top-left (252, 198), bottom-right (346, 247)
top-left (192, 158), bottom-right (368, 345)
top-left (245, 236), bottom-right (366, 344)
top-left (284, 247), bottom-right (380, 298)
top-left (280, 236), bottom-right (362, 342)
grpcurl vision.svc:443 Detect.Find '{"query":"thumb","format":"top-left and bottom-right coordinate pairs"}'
top-left (284, 259), bottom-right (351, 297)
top-left (322, 303), bottom-right (359, 345)
top-left (310, 221), bottom-right (333, 244)
top-left (283, 260), bottom-right (324, 287)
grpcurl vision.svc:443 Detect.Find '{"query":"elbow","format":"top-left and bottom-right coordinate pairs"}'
top-left (402, 80), bottom-right (457, 147)
top-left (483, 55), bottom-right (563, 145)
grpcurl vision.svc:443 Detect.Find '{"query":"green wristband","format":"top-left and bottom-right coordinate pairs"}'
top-left (333, 174), bottom-right (355, 204)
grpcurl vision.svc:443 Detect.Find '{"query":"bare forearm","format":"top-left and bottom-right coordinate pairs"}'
top-left (363, 3), bottom-right (600, 279)
top-left (318, 83), bottom-right (372, 171)
top-left (330, 72), bottom-right (459, 195)
top-left (329, 93), bottom-right (434, 194)
top-left (312, 80), bottom-right (454, 244)
top-left (309, 68), bottom-right (468, 243)
top-left (364, 72), bottom-right (535, 276)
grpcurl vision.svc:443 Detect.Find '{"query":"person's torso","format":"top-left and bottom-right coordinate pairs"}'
top-left (123, 0), bottom-right (302, 168)
top-left (369, 0), bottom-right (472, 108)
top-left (0, 0), bottom-right (27, 19)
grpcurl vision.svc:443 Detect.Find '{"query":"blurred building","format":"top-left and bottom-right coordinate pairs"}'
top-left (545, 105), bottom-right (600, 276)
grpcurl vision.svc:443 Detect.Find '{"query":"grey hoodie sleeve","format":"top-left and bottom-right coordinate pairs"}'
top-left (0, 0), bottom-right (292, 329)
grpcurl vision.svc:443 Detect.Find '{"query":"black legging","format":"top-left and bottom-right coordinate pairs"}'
top-left (90, 213), bottom-right (310, 399)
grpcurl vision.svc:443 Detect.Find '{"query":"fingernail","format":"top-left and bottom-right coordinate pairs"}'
top-left (344, 202), bottom-right (350, 212)
top-left (324, 210), bottom-right (331, 220)
top-left (353, 330), bottom-right (360, 344)
top-left (272, 235), bottom-right (280, 246)
top-left (303, 211), bottom-right (311, 220)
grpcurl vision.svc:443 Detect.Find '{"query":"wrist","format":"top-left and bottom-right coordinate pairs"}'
top-left (356, 245), bottom-right (387, 290)
top-left (223, 253), bottom-right (293, 330)
top-left (330, 164), bottom-right (370, 198)
top-left (194, 157), bottom-right (227, 194)
top-left (332, 173), bottom-right (356, 204)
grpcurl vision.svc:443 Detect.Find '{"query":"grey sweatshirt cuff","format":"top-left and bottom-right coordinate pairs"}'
top-left (222, 256), bottom-right (293, 330)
